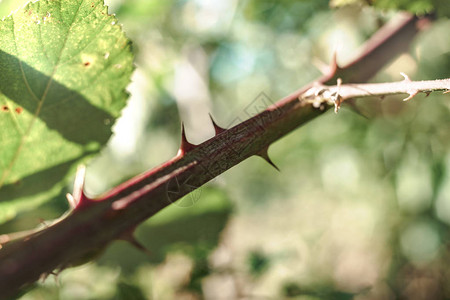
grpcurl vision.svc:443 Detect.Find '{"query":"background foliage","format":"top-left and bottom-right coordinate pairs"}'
top-left (1, 0), bottom-right (449, 299)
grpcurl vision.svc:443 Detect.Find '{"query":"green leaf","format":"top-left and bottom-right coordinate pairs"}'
top-left (0, 0), bottom-right (133, 223)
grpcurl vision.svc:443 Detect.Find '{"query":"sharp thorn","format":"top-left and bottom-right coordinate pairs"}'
top-left (40, 270), bottom-right (61, 284)
top-left (129, 238), bottom-right (151, 257)
top-left (209, 114), bottom-right (226, 135)
top-left (257, 148), bottom-right (280, 172)
top-left (403, 90), bottom-right (418, 101)
top-left (73, 165), bottom-right (86, 202)
top-left (312, 52), bottom-right (341, 77)
top-left (72, 165), bottom-right (93, 209)
top-left (38, 218), bottom-right (51, 229)
top-left (120, 231), bottom-right (151, 257)
top-left (178, 123), bottom-right (196, 156)
top-left (330, 50), bottom-right (341, 75)
top-left (400, 72), bottom-right (411, 82)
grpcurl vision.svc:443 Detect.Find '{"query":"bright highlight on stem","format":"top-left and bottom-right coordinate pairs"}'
top-left (300, 74), bottom-right (450, 113)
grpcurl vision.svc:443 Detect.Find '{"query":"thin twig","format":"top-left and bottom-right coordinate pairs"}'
top-left (300, 76), bottom-right (450, 112)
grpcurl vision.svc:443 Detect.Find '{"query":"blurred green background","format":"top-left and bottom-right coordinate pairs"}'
top-left (1, 0), bottom-right (450, 299)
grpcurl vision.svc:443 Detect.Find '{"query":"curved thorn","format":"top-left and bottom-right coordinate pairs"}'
top-left (313, 52), bottom-right (340, 77)
top-left (40, 272), bottom-right (55, 282)
top-left (72, 165), bottom-right (91, 209)
top-left (400, 72), bottom-right (411, 82)
top-left (72, 165), bottom-right (94, 209)
top-left (178, 123), bottom-right (197, 156)
top-left (257, 148), bottom-right (280, 172)
top-left (72, 165), bottom-right (86, 202)
top-left (209, 114), bottom-right (226, 135)
top-left (403, 90), bottom-right (418, 101)
top-left (330, 50), bottom-right (341, 76)
top-left (120, 231), bottom-right (151, 257)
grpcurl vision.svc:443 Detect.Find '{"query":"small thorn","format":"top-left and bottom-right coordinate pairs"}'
top-left (329, 50), bottom-right (341, 75)
top-left (120, 231), bottom-right (151, 257)
top-left (178, 123), bottom-right (196, 156)
top-left (72, 165), bottom-right (93, 209)
top-left (40, 270), bottom-right (60, 283)
top-left (403, 90), bottom-right (418, 101)
top-left (256, 148), bottom-right (280, 172)
top-left (425, 91), bottom-right (432, 97)
top-left (313, 52), bottom-right (340, 77)
top-left (209, 114), bottom-right (226, 135)
top-left (400, 72), bottom-right (411, 82)
top-left (73, 165), bottom-right (86, 202)
top-left (444, 90), bottom-right (449, 94)
top-left (399, 74), bottom-right (418, 101)
top-left (38, 218), bottom-right (50, 228)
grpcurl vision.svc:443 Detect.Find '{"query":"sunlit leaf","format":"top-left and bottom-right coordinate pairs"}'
top-left (0, 0), bottom-right (133, 223)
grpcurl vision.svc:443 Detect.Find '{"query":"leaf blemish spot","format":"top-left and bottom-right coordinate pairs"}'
top-left (15, 107), bottom-right (23, 114)
top-left (1, 105), bottom-right (9, 112)
top-left (81, 54), bottom-right (95, 68)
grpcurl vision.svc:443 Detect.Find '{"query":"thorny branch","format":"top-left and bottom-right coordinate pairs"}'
top-left (0, 13), bottom-right (440, 299)
top-left (301, 74), bottom-right (450, 113)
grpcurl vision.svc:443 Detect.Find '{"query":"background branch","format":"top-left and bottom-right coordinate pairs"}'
top-left (301, 76), bottom-right (450, 111)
